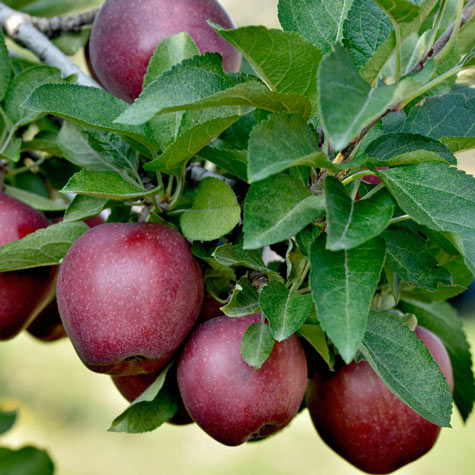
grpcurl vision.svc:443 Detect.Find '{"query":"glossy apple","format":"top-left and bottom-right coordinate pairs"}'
top-left (0, 193), bottom-right (56, 340)
top-left (177, 314), bottom-right (308, 446)
top-left (57, 223), bottom-right (204, 375)
top-left (27, 215), bottom-right (105, 342)
top-left (88, 0), bottom-right (241, 102)
top-left (112, 371), bottom-right (193, 425)
top-left (306, 326), bottom-right (454, 474)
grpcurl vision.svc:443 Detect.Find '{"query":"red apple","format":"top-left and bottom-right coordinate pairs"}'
top-left (306, 326), bottom-right (454, 474)
top-left (57, 223), bottom-right (204, 376)
top-left (0, 193), bottom-right (56, 340)
top-left (88, 0), bottom-right (241, 102)
top-left (112, 371), bottom-right (193, 426)
top-left (27, 215), bottom-right (105, 342)
top-left (177, 314), bottom-right (308, 446)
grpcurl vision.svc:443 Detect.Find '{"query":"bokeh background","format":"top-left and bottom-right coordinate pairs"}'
top-left (1, 1), bottom-right (474, 474)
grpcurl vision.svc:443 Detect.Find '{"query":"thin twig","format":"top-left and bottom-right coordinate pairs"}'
top-left (29, 9), bottom-right (99, 38)
top-left (412, 0), bottom-right (475, 73)
top-left (0, 2), bottom-right (100, 88)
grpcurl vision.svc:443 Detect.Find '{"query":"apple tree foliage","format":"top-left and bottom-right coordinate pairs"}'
top-left (0, 0), bottom-right (475, 469)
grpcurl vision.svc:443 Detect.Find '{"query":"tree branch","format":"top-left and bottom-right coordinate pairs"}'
top-left (28, 9), bottom-right (99, 38)
top-left (412, 0), bottom-right (475, 73)
top-left (0, 2), bottom-right (100, 88)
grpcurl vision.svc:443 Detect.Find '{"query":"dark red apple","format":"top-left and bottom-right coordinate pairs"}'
top-left (57, 223), bottom-right (204, 376)
top-left (306, 326), bottom-right (454, 474)
top-left (200, 295), bottom-right (223, 322)
top-left (112, 371), bottom-right (193, 426)
top-left (0, 193), bottom-right (56, 340)
top-left (26, 299), bottom-right (66, 342)
top-left (363, 167), bottom-right (389, 185)
top-left (88, 0), bottom-right (242, 102)
top-left (27, 215), bottom-right (105, 342)
top-left (177, 314), bottom-right (308, 446)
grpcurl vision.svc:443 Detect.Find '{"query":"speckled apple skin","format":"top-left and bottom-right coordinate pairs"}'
top-left (57, 223), bottom-right (204, 376)
top-left (88, 0), bottom-right (241, 102)
top-left (177, 314), bottom-right (308, 446)
top-left (112, 371), bottom-right (193, 425)
top-left (0, 193), bottom-right (56, 340)
top-left (306, 327), bottom-right (454, 475)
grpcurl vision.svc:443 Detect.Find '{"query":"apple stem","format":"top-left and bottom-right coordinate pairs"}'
top-left (0, 2), bottom-right (101, 88)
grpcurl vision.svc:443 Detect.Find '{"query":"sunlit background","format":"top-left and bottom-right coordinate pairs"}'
top-left (1, 1), bottom-right (474, 474)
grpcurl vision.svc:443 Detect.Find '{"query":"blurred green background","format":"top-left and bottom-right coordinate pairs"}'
top-left (1, 1), bottom-right (475, 474)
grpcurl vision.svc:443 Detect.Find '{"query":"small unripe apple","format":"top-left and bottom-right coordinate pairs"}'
top-left (306, 326), bottom-right (453, 474)
top-left (88, 0), bottom-right (241, 102)
top-left (177, 314), bottom-right (308, 446)
top-left (57, 223), bottom-right (204, 376)
top-left (0, 193), bottom-right (56, 340)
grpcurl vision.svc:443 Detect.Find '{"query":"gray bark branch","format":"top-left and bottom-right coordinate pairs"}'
top-left (0, 2), bottom-right (100, 88)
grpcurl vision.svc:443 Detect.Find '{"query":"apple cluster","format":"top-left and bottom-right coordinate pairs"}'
top-left (0, 0), bottom-right (459, 472)
top-left (0, 190), bottom-right (453, 472)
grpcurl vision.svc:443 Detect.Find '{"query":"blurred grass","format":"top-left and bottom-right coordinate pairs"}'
top-left (1, 1), bottom-right (474, 473)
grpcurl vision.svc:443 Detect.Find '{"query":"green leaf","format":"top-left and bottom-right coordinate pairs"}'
top-left (298, 323), bottom-right (333, 367)
top-left (24, 84), bottom-right (156, 151)
top-left (325, 177), bottom-right (394, 250)
top-left (213, 242), bottom-right (277, 275)
top-left (3, 185), bottom-right (67, 211)
top-left (310, 236), bottom-right (386, 363)
top-left (0, 138), bottom-right (22, 163)
top-left (116, 53), bottom-right (236, 125)
top-left (0, 30), bottom-right (12, 101)
top-left (20, 0), bottom-right (99, 16)
top-left (143, 32), bottom-right (200, 89)
top-left (221, 275), bottom-right (260, 318)
top-left (4, 65), bottom-right (65, 127)
top-left (360, 0), bottom-right (438, 84)
top-left (319, 45), bottom-right (434, 150)
top-left (62, 170), bottom-right (153, 201)
top-left (403, 255), bottom-right (474, 302)
top-left (378, 163), bottom-right (475, 274)
top-left (0, 446), bottom-right (54, 475)
top-left (366, 133), bottom-right (457, 166)
top-left (260, 281), bottom-right (315, 341)
top-left (0, 410), bottom-right (17, 435)
top-left (343, 0), bottom-right (393, 68)
top-left (399, 298), bottom-right (475, 421)
top-left (361, 311), bottom-right (453, 427)
top-left (138, 80), bottom-right (312, 119)
top-left (401, 93), bottom-right (475, 153)
top-left (278, 0), bottom-right (355, 54)
top-left (243, 174), bottom-right (326, 249)
top-left (383, 228), bottom-right (452, 291)
top-left (52, 27), bottom-right (91, 56)
top-left (109, 364), bottom-right (177, 433)
top-left (241, 321), bottom-right (275, 370)
top-left (213, 25), bottom-right (323, 115)
top-left (64, 195), bottom-right (109, 222)
top-left (197, 146), bottom-right (248, 182)
top-left (57, 122), bottom-right (140, 185)
top-left (247, 113), bottom-right (322, 182)
top-left (0, 221), bottom-right (88, 271)
top-left (374, 0), bottom-right (422, 23)
top-left (180, 177), bottom-right (241, 241)
top-left (144, 112), bottom-right (243, 173)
